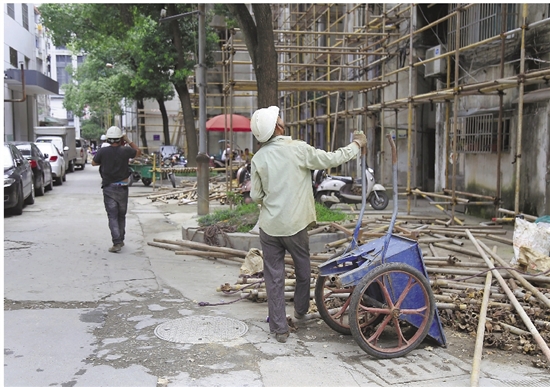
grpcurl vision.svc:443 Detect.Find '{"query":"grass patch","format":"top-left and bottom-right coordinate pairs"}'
top-left (198, 202), bottom-right (352, 233)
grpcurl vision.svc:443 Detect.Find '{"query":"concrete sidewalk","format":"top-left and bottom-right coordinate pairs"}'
top-left (137, 191), bottom-right (547, 387)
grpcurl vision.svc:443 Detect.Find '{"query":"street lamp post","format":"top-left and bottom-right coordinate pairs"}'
top-left (159, 6), bottom-right (209, 215)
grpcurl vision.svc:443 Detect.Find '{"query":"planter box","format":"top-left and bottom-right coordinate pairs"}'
top-left (182, 227), bottom-right (346, 254)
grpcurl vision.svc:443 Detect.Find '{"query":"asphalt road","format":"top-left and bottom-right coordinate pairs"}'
top-left (3, 163), bottom-right (548, 387)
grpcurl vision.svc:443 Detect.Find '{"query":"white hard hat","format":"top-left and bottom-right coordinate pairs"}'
top-left (106, 126), bottom-right (122, 139)
top-left (251, 106), bottom-right (279, 143)
top-left (100, 134), bottom-right (107, 141)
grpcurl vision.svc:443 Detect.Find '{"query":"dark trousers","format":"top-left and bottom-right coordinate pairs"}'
top-left (260, 227), bottom-right (311, 334)
top-left (102, 184), bottom-right (129, 245)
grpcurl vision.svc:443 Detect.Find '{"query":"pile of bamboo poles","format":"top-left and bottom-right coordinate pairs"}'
top-left (148, 214), bottom-right (550, 364)
top-left (146, 181), bottom-right (239, 205)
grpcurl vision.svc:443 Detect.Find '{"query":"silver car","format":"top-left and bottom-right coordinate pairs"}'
top-left (35, 142), bottom-right (66, 185)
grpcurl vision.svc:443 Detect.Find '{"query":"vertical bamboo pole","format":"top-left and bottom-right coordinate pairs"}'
top-left (514, 4), bottom-right (527, 214)
top-left (444, 55), bottom-right (451, 191)
top-left (495, 5), bottom-right (507, 218)
top-left (380, 3), bottom-right (387, 186)
top-left (406, 4), bottom-right (415, 214)
top-left (326, 6), bottom-right (331, 152)
top-left (451, 5), bottom-right (462, 225)
top-left (470, 247), bottom-right (495, 387)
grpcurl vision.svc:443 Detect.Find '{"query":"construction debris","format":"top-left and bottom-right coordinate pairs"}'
top-left (146, 179), bottom-right (241, 205)
top-left (148, 212), bottom-right (550, 365)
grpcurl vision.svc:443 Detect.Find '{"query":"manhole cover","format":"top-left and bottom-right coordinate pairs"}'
top-left (154, 316), bottom-right (248, 344)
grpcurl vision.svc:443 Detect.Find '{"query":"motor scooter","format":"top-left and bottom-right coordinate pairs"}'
top-left (236, 163), bottom-right (252, 204)
top-left (312, 166), bottom-right (389, 210)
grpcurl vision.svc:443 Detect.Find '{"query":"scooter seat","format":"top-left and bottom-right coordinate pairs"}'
top-left (329, 175), bottom-right (354, 184)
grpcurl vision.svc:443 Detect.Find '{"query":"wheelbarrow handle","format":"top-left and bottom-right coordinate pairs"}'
top-left (381, 134), bottom-right (399, 262)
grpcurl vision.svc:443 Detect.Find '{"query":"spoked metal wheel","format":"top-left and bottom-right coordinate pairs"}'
top-left (349, 262), bottom-right (435, 359)
top-left (315, 275), bottom-right (384, 335)
top-left (314, 275), bottom-right (354, 335)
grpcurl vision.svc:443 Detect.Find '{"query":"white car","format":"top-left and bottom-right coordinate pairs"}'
top-left (35, 142), bottom-right (66, 185)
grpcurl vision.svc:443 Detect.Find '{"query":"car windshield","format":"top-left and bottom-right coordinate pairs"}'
top-left (15, 144), bottom-right (32, 156)
top-left (4, 146), bottom-right (15, 168)
top-left (36, 144), bottom-right (53, 156)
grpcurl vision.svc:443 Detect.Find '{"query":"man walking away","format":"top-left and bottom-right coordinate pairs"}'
top-left (92, 126), bottom-right (141, 253)
top-left (249, 106), bottom-right (367, 343)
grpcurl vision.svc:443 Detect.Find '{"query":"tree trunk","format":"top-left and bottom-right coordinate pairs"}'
top-left (227, 4), bottom-right (278, 108)
top-left (157, 97), bottom-right (170, 145)
top-left (137, 99), bottom-right (148, 154)
top-left (167, 4), bottom-right (198, 167)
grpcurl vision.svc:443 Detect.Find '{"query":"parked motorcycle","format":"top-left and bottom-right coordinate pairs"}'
top-left (236, 163), bottom-right (252, 204)
top-left (312, 166), bottom-right (389, 210)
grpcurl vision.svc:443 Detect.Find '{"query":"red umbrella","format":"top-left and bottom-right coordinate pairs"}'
top-left (206, 114), bottom-right (251, 132)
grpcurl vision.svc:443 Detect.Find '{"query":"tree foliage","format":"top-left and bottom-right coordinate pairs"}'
top-left (39, 3), bottom-right (219, 162)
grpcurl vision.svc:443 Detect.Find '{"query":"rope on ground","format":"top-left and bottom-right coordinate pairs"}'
top-left (201, 223), bottom-right (236, 248)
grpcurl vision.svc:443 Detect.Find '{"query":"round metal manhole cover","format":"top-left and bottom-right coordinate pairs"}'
top-left (154, 316), bottom-right (248, 344)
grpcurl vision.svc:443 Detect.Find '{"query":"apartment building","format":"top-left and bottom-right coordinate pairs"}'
top-left (4, 3), bottom-right (58, 141)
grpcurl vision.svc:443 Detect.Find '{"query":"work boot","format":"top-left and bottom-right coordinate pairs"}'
top-left (275, 331), bottom-right (289, 343)
top-left (108, 244), bottom-right (122, 253)
top-left (294, 310), bottom-right (305, 320)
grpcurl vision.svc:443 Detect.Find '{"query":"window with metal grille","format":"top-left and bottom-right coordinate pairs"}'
top-left (22, 4), bottom-right (28, 30)
top-left (56, 54), bottom-right (72, 86)
top-left (450, 114), bottom-right (511, 154)
top-left (448, 4), bottom-right (518, 50)
top-left (7, 3), bottom-right (14, 18)
top-left (10, 47), bottom-right (18, 67)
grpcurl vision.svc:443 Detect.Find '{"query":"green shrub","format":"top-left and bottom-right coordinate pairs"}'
top-left (198, 202), bottom-right (352, 233)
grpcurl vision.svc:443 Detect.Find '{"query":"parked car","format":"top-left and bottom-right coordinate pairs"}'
top-left (4, 143), bottom-right (35, 215)
top-left (75, 138), bottom-right (88, 170)
top-left (12, 141), bottom-right (54, 196)
top-left (34, 142), bottom-right (66, 185)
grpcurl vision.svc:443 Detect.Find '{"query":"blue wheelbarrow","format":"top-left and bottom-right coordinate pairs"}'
top-left (315, 134), bottom-right (446, 359)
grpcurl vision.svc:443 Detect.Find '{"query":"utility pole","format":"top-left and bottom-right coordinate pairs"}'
top-left (196, 4), bottom-right (210, 215)
top-left (159, 6), bottom-right (209, 215)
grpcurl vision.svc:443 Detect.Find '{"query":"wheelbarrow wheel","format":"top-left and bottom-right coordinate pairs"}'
top-left (315, 276), bottom-right (384, 336)
top-left (142, 178), bottom-right (152, 186)
top-left (314, 275), bottom-right (353, 335)
top-left (349, 262), bottom-right (435, 359)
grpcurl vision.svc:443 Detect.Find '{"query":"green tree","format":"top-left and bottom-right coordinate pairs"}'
top-left (225, 4), bottom-right (278, 108)
top-left (39, 4), bottom-right (218, 163)
top-left (80, 116), bottom-right (104, 141)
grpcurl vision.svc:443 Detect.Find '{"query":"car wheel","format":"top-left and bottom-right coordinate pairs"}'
top-left (56, 175), bottom-right (63, 186)
top-left (35, 174), bottom-right (45, 197)
top-left (25, 182), bottom-right (35, 205)
top-left (68, 161), bottom-right (75, 172)
top-left (62, 169), bottom-right (66, 182)
top-left (45, 175), bottom-right (53, 191)
top-left (80, 163), bottom-right (85, 170)
top-left (9, 184), bottom-right (25, 215)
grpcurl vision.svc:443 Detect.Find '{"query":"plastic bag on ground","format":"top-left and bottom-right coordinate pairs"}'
top-left (512, 218), bottom-right (550, 273)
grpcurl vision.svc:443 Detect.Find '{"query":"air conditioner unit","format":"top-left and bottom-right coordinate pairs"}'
top-left (424, 45), bottom-right (446, 78)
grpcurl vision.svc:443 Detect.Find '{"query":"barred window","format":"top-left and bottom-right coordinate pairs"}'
top-left (56, 54), bottom-right (72, 86)
top-left (22, 4), bottom-right (28, 30)
top-left (448, 4), bottom-right (518, 50)
top-left (450, 114), bottom-right (510, 154)
top-left (7, 3), bottom-right (14, 18)
top-left (10, 47), bottom-right (18, 67)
